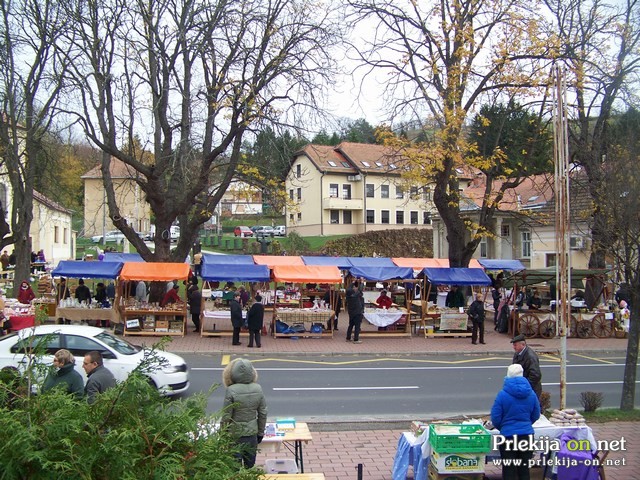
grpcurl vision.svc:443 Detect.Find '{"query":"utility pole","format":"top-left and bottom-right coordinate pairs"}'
top-left (553, 65), bottom-right (571, 409)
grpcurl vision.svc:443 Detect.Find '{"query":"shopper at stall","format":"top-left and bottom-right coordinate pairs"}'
top-left (375, 290), bottom-right (393, 309)
top-left (82, 350), bottom-right (116, 404)
top-left (467, 292), bottom-right (486, 345)
top-left (187, 278), bottom-right (202, 332)
top-left (445, 285), bottom-right (465, 308)
top-left (238, 285), bottom-right (249, 307)
top-left (619, 300), bottom-right (630, 332)
top-left (95, 282), bottom-right (108, 305)
top-left (492, 286), bottom-right (502, 326)
top-left (56, 277), bottom-right (71, 302)
top-left (491, 363), bottom-right (540, 480)
top-left (222, 358), bottom-right (267, 469)
top-left (230, 292), bottom-right (244, 346)
top-left (323, 288), bottom-right (342, 331)
top-left (75, 279), bottom-right (92, 304)
top-left (247, 295), bottom-right (264, 348)
top-left (160, 284), bottom-right (184, 307)
top-left (526, 289), bottom-right (542, 310)
top-left (345, 279), bottom-right (364, 344)
top-left (0, 251), bottom-right (9, 272)
top-left (42, 349), bottom-right (84, 399)
top-left (17, 280), bottom-right (35, 304)
top-left (135, 280), bottom-right (147, 302)
top-left (511, 334), bottom-right (542, 401)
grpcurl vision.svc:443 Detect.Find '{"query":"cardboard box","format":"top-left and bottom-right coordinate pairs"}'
top-left (430, 450), bottom-right (485, 474)
top-left (156, 320), bottom-right (169, 329)
top-left (428, 462), bottom-right (484, 480)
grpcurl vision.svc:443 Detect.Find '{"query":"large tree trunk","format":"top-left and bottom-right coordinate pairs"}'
top-left (621, 287), bottom-right (639, 410)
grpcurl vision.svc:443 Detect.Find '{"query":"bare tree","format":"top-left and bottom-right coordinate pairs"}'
top-left (0, 0), bottom-right (70, 286)
top-left (60, 0), bottom-right (343, 262)
top-left (347, 0), bottom-right (552, 266)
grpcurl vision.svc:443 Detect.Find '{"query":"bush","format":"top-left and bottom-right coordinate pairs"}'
top-left (322, 227), bottom-right (433, 257)
top-left (580, 391), bottom-right (604, 412)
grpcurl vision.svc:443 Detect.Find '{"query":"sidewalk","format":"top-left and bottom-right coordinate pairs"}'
top-left (147, 328), bottom-right (634, 479)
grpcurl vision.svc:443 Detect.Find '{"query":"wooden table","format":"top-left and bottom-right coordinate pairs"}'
top-left (55, 307), bottom-right (120, 324)
top-left (261, 422), bottom-right (313, 473)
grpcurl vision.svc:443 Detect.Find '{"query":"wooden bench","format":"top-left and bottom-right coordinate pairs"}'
top-left (262, 475), bottom-right (325, 480)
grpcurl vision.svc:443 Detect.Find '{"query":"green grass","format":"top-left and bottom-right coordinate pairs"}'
top-left (581, 408), bottom-right (640, 423)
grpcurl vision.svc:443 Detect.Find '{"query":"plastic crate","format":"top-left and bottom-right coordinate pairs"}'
top-left (428, 424), bottom-right (492, 454)
top-left (265, 458), bottom-right (298, 474)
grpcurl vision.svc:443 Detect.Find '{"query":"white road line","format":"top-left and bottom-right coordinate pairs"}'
top-left (272, 386), bottom-right (420, 391)
top-left (543, 381), bottom-right (640, 386)
top-left (190, 364), bottom-right (623, 372)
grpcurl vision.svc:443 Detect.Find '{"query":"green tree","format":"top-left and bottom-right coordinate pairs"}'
top-left (341, 118), bottom-right (377, 143)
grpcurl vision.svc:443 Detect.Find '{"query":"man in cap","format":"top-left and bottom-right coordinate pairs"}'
top-left (511, 334), bottom-right (542, 400)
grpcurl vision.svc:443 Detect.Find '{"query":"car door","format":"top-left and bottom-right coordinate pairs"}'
top-left (62, 334), bottom-right (132, 383)
top-left (7, 333), bottom-right (63, 379)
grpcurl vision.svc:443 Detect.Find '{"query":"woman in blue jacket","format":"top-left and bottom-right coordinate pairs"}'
top-left (491, 363), bottom-right (541, 480)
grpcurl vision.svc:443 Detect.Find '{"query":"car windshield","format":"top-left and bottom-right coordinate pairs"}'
top-left (96, 331), bottom-right (140, 355)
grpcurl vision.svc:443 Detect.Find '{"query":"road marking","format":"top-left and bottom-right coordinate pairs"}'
top-left (248, 356), bottom-right (508, 366)
top-left (543, 380), bottom-right (640, 386)
top-left (221, 355), bottom-right (230, 366)
top-left (572, 353), bottom-right (615, 364)
top-left (273, 386), bottom-right (420, 391)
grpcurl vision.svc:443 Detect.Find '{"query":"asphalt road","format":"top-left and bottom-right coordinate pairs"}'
top-left (176, 352), bottom-right (640, 421)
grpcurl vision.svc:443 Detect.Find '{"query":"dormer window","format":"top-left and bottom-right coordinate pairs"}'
top-left (327, 161), bottom-right (337, 167)
top-left (362, 161), bottom-right (370, 167)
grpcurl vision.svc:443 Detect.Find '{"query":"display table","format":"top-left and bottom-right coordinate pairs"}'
top-left (363, 308), bottom-right (404, 327)
top-left (272, 309), bottom-right (334, 338)
top-left (55, 307), bottom-right (120, 324)
top-left (261, 422), bottom-right (313, 473)
top-left (121, 307), bottom-right (186, 336)
top-left (8, 315), bottom-right (36, 331)
top-left (200, 309), bottom-right (247, 337)
top-left (33, 298), bottom-right (56, 317)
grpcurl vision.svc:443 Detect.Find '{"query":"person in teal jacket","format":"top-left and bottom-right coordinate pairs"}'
top-left (42, 349), bottom-right (84, 399)
top-left (222, 358), bottom-right (267, 468)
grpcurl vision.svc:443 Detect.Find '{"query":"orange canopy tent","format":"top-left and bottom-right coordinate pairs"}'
top-left (392, 258), bottom-right (483, 269)
top-left (253, 255), bottom-right (305, 269)
top-left (272, 265), bottom-right (342, 284)
top-left (119, 262), bottom-right (191, 281)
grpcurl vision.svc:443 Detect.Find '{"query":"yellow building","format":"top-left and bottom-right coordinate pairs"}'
top-left (285, 142), bottom-right (435, 236)
top-left (81, 159), bottom-right (151, 238)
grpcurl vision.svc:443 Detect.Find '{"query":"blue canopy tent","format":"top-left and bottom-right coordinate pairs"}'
top-left (347, 265), bottom-right (415, 281)
top-left (201, 254), bottom-right (255, 265)
top-left (477, 259), bottom-right (525, 271)
top-left (422, 267), bottom-right (492, 286)
top-left (52, 260), bottom-right (123, 278)
top-left (103, 252), bottom-right (144, 263)
top-left (201, 263), bottom-right (270, 282)
top-left (346, 257), bottom-right (395, 267)
top-left (301, 256), bottom-right (353, 269)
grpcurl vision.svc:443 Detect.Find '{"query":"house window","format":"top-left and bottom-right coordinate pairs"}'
top-left (330, 210), bottom-right (339, 224)
top-left (329, 184), bottom-right (339, 198)
top-left (423, 212), bottom-right (431, 224)
top-left (410, 211), bottom-right (418, 224)
top-left (381, 210), bottom-right (389, 224)
top-left (289, 213), bottom-right (294, 221)
top-left (381, 185), bottom-right (389, 199)
top-left (342, 184), bottom-right (351, 200)
top-left (546, 253), bottom-right (556, 267)
top-left (366, 184), bottom-right (374, 198)
top-left (396, 186), bottom-right (404, 199)
top-left (63, 228), bottom-right (68, 244)
top-left (410, 186), bottom-right (419, 198)
top-left (423, 187), bottom-right (431, 202)
top-left (501, 224), bottom-right (511, 237)
top-left (297, 212), bottom-right (302, 221)
top-left (297, 188), bottom-right (302, 200)
top-left (480, 238), bottom-right (488, 258)
top-left (396, 210), bottom-right (404, 224)
top-left (521, 231), bottom-right (531, 258)
top-left (343, 211), bottom-right (352, 224)
top-left (296, 164), bottom-right (301, 178)
top-left (289, 189), bottom-right (294, 200)
top-left (366, 210), bottom-right (375, 224)
top-left (54, 226), bottom-right (59, 243)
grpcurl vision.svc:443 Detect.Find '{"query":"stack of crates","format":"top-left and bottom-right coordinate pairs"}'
top-left (427, 423), bottom-right (492, 480)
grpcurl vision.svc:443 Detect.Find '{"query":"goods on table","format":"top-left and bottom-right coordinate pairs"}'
top-left (549, 408), bottom-right (587, 426)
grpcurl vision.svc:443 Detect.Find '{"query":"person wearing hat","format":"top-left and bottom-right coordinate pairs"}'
top-left (230, 291), bottom-right (244, 345)
top-left (491, 363), bottom-right (540, 480)
top-left (467, 292), bottom-right (486, 344)
top-left (511, 334), bottom-right (542, 400)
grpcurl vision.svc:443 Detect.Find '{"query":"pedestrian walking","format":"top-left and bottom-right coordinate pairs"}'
top-left (511, 334), bottom-right (542, 401)
top-left (82, 350), bottom-right (116, 404)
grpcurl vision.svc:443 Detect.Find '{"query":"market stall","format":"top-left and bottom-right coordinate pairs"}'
top-left (118, 262), bottom-right (191, 336)
top-left (344, 264), bottom-right (415, 337)
top-left (50, 260), bottom-right (124, 325)
top-left (420, 267), bottom-right (492, 338)
top-left (199, 261), bottom-right (271, 337)
top-left (271, 265), bottom-right (342, 339)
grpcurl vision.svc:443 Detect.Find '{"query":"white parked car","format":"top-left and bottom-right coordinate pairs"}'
top-left (0, 325), bottom-right (190, 395)
top-left (91, 230), bottom-right (126, 243)
top-left (274, 225), bottom-right (286, 236)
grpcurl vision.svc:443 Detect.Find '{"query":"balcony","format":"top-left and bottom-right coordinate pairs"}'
top-left (323, 197), bottom-right (364, 210)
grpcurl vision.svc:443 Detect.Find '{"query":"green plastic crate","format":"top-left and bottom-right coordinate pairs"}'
top-left (428, 423), bottom-right (492, 454)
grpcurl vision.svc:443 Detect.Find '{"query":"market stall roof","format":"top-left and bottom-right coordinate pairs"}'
top-left (252, 255), bottom-right (304, 268)
top-left (52, 260), bottom-right (123, 279)
top-left (347, 265), bottom-right (415, 281)
top-left (272, 265), bottom-right (342, 283)
top-left (503, 267), bottom-right (608, 289)
top-left (477, 259), bottom-right (525, 271)
top-left (301, 256), bottom-right (353, 269)
top-left (201, 263), bottom-right (270, 282)
top-left (346, 257), bottom-right (395, 267)
top-left (119, 262), bottom-right (191, 281)
top-left (201, 254), bottom-right (255, 265)
top-left (392, 258), bottom-right (484, 269)
top-left (102, 252), bottom-right (144, 262)
top-left (422, 267), bottom-right (492, 286)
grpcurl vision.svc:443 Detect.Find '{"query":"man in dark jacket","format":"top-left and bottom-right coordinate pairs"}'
top-left (511, 334), bottom-right (542, 400)
top-left (247, 295), bottom-right (264, 348)
top-left (75, 278), bottom-right (92, 304)
top-left (445, 285), bottom-right (465, 308)
top-left (82, 350), bottom-right (116, 404)
top-left (187, 278), bottom-right (202, 332)
top-left (230, 292), bottom-right (244, 346)
top-left (467, 292), bottom-right (486, 345)
top-left (345, 279), bottom-right (364, 343)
